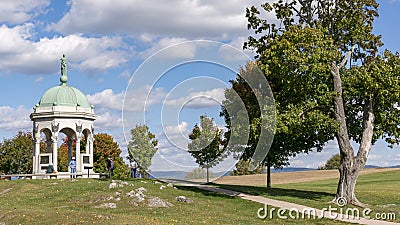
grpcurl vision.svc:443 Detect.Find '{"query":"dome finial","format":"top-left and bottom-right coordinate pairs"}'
top-left (60, 54), bottom-right (68, 85)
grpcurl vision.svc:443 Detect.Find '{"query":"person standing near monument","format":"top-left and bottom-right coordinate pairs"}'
top-left (106, 158), bottom-right (115, 178)
top-left (69, 157), bottom-right (77, 179)
top-left (130, 159), bottom-right (138, 178)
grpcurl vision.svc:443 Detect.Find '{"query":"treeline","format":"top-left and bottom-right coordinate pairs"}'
top-left (0, 131), bottom-right (129, 178)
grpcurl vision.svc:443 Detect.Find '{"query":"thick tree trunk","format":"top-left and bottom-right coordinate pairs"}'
top-left (206, 167), bottom-right (209, 183)
top-left (331, 48), bottom-right (374, 207)
top-left (334, 156), bottom-right (363, 206)
top-left (266, 158), bottom-right (271, 189)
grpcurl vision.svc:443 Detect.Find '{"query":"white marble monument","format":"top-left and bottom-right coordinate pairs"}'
top-left (30, 55), bottom-right (97, 178)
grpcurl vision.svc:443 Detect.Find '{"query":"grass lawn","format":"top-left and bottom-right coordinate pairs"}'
top-left (215, 169), bottom-right (400, 223)
top-left (0, 178), bottom-right (347, 225)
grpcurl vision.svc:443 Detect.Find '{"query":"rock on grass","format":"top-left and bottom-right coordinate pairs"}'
top-left (147, 197), bottom-right (173, 208)
top-left (175, 196), bottom-right (193, 203)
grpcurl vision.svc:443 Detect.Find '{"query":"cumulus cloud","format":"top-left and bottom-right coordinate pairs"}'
top-left (161, 121), bottom-right (190, 151)
top-left (0, 23), bottom-right (128, 75)
top-left (49, 0), bottom-right (260, 39)
top-left (0, 105), bottom-right (32, 131)
top-left (164, 88), bottom-right (225, 109)
top-left (0, 0), bottom-right (50, 24)
top-left (124, 85), bottom-right (167, 112)
top-left (87, 86), bottom-right (167, 113)
top-left (138, 37), bottom-right (194, 60)
top-left (95, 111), bottom-right (123, 130)
top-left (87, 89), bottom-right (124, 111)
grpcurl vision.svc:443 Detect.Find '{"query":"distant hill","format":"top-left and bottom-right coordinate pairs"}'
top-left (149, 165), bottom-right (400, 180)
top-left (364, 165), bottom-right (400, 169)
top-left (150, 170), bottom-right (232, 180)
top-left (364, 165), bottom-right (380, 169)
top-left (272, 167), bottom-right (314, 173)
top-left (388, 165), bottom-right (400, 168)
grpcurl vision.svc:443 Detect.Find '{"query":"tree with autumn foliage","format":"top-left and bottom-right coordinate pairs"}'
top-left (245, 0), bottom-right (400, 206)
top-left (93, 133), bottom-right (129, 179)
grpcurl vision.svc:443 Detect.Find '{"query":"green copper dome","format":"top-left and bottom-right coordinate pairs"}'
top-left (36, 54), bottom-right (92, 108)
top-left (38, 84), bottom-right (91, 108)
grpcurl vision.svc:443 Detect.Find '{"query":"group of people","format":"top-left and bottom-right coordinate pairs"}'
top-left (46, 157), bottom-right (140, 179)
top-left (107, 157), bottom-right (139, 178)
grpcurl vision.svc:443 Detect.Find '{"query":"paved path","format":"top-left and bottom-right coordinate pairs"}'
top-left (164, 179), bottom-right (399, 225)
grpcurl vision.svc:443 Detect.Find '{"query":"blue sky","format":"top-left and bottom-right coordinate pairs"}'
top-left (0, 0), bottom-right (399, 173)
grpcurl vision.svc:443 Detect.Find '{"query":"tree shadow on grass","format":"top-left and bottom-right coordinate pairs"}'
top-left (175, 186), bottom-right (236, 199)
top-left (212, 183), bottom-right (334, 202)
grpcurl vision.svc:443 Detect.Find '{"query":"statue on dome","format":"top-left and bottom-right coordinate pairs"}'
top-left (61, 54), bottom-right (67, 76)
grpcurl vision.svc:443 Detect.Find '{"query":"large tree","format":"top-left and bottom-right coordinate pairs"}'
top-left (127, 125), bottom-right (158, 175)
top-left (245, 0), bottom-right (400, 206)
top-left (0, 131), bottom-right (33, 174)
top-left (188, 115), bottom-right (225, 183)
top-left (93, 133), bottom-right (128, 178)
top-left (221, 62), bottom-right (327, 188)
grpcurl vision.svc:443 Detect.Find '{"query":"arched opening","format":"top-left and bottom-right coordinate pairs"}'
top-left (57, 128), bottom-right (77, 172)
top-left (81, 128), bottom-right (93, 166)
top-left (40, 128), bottom-right (52, 154)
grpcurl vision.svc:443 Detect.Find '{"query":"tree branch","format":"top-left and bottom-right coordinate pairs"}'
top-left (338, 45), bottom-right (356, 69)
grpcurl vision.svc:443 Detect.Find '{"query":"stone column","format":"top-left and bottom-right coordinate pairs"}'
top-left (34, 139), bottom-right (40, 174)
top-left (52, 136), bottom-right (58, 172)
top-left (89, 137), bottom-right (94, 165)
top-left (76, 139), bottom-right (81, 173)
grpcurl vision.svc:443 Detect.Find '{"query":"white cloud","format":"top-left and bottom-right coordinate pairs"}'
top-left (119, 69), bottom-right (131, 79)
top-left (87, 86), bottom-right (167, 113)
top-left (0, 24), bottom-right (128, 75)
top-left (0, 0), bottom-right (50, 24)
top-left (95, 111), bottom-right (123, 130)
top-left (164, 88), bottom-right (225, 109)
top-left (0, 105), bottom-right (31, 131)
top-left (124, 85), bottom-right (167, 112)
top-left (161, 121), bottom-right (190, 151)
top-left (49, 0), bottom-right (261, 39)
top-left (138, 37), bottom-right (194, 60)
top-left (87, 89), bottom-right (124, 111)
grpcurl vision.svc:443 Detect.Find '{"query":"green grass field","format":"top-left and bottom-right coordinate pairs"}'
top-left (0, 178), bottom-right (348, 225)
top-left (216, 169), bottom-right (400, 223)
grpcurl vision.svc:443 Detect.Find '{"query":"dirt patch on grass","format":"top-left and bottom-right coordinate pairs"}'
top-left (214, 168), bottom-right (400, 186)
top-left (0, 188), bottom-right (12, 196)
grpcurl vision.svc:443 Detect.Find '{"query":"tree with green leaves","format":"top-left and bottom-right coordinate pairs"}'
top-left (0, 131), bottom-right (33, 174)
top-left (93, 133), bottom-right (128, 179)
top-left (127, 125), bottom-right (158, 176)
top-left (188, 115), bottom-right (225, 183)
top-left (221, 62), bottom-right (316, 188)
top-left (245, 0), bottom-right (400, 206)
top-left (319, 154), bottom-right (341, 170)
top-left (230, 159), bottom-right (265, 176)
